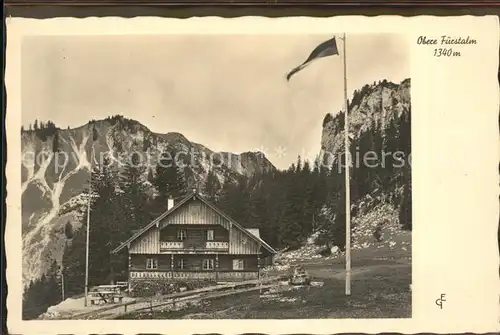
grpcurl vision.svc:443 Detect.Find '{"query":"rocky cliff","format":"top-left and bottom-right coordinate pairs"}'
top-left (320, 78), bottom-right (411, 160)
top-left (320, 78), bottom-right (412, 254)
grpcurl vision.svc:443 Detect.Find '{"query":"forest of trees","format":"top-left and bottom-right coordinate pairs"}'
top-left (214, 104), bottom-right (411, 250)
top-left (22, 107), bottom-right (411, 319)
top-left (22, 261), bottom-right (62, 320)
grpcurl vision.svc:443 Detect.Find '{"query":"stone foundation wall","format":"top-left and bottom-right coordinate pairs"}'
top-left (129, 278), bottom-right (216, 297)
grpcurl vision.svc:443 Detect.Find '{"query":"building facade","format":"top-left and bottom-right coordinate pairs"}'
top-left (112, 190), bottom-right (276, 291)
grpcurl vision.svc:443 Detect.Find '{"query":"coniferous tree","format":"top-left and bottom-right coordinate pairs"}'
top-left (371, 117), bottom-right (385, 191)
top-left (323, 162), bottom-right (348, 251)
top-left (323, 113), bottom-right (333, 127)
top-left (147, 168), bottom-right (155, 184)
top-left (315, 205), bottom-right (336, 250)
top-left (23, 278), bottom-right (46, 319)
top-left (247, 178), bottom-right (267, 233)
top-left (153, 151), bottom-right (188, 210)
top-left (333, 187), bottom-right (347, 250)
top-left (120, 153), bottom-right (152, 231)
top-left (61, 229), bottom-right (86, 297)
top-left (299, 160), bottom-right (316, 235)
top-left (64, 221), bottom-right (74, 239)
top-left (92, 126), bottom-right (99, 142)
top-left (22, 261), bottom-right (62, 319)
top-left (62, 155), bottom-right (121, 294)
top-left (295, 156), bottom-right (303, 173)
top-left (218, 175), bottom-right (250, 225)
top-left (313, 155), bottom-right (321, 175)
top-left (52, 131), bottom-right (60, 152)
top-left (356, 127), bottom-right (376, 197)
top-left (398, 108), bottom-right (412, 230)
top-left (46, 260), bottom-right (62, 304)
top-left (399, 181), bottom-right (412, 230)
top-left (143, 137), bottom-right (151, 152)
top-left (278, 168), bottom-right (305, 249)
top-left (204, 169), bottom-right (220, 202)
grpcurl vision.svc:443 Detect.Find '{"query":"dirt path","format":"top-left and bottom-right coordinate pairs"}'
top-left (304, 262), bottom-right (410, 280)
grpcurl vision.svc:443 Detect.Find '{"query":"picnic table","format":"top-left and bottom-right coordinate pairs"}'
top-left (116, 281), bottom-right (128, 290)
top-left (89, 285), bottom-right (124, 305)
top-left (95, 285), bottom-right (121, 293)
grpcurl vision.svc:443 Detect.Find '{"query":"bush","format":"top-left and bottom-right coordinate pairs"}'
top-left (129, 279), bottom-right (216, 297)
top-left (318, 246), bottom-right (331, 257)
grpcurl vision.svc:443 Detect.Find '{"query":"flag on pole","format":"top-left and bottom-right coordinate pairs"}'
top-left (285, 34), bottom-right (352, 296)
top-left (286, 37), bottom-right (339, 81)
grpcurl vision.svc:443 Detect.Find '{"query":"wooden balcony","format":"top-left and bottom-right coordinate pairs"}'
top-left (160, 241), bottom-right (229, 252)
top-left (217, 271), bottom-right (259, 281)
top-left (206, 241), bottom-right (229, 250)
top-left (160, 241), bottom-right (184, 250)
top-left (130, 270), bottom-right (259, 281)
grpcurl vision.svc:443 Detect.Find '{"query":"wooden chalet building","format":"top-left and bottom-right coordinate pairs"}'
top-left (111, 190), bottom-right (276, 290)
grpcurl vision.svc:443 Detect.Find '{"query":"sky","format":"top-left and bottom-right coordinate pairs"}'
top-left (22, 34), bottom-right (409, 170)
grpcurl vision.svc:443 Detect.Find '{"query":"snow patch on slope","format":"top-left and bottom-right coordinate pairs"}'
top-left (22, 131), bottom-right (93, 286)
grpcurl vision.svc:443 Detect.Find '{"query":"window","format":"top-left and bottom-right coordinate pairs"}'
top-left (146, 258), bottom-right (158, 270)
top-left (177, 229), bottom-right (187, 240)
top-left (205, 229), bottom-right (214, 241)
top-left (232, 259), bottom-right (244, 270)
top-left (202, 259), bottom-right (215, 270)
top-left (190, 203), bottom-right (201, 216)
top-left (177, 258), bottom-right (186, 270)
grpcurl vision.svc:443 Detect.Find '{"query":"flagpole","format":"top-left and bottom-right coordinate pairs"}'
top-left (284, 35), bottom-right (350, 294)
top-left (84, 146), bottom-right (94, 307)
top-left (342, 32), bottom-right (352, 296)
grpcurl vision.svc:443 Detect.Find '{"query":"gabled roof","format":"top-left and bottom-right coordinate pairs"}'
top-left (111, 191), bottom-right (276, 255)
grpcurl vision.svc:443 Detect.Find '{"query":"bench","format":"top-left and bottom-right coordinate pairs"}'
top-left (94, 285), bottom-right (121, 294)
top-left (88, 290), bottom-right (123, 305)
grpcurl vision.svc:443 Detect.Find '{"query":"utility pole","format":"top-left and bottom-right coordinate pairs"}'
top-left (84, 146), bottom-right (95, 307)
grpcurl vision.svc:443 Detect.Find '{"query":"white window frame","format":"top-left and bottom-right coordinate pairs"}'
top-left (178, 258), bottom-right (186, 270)
top-left (205, 229), bottom-right (214, 241)
top-left (146, 258), bottom-right (158, 270)
top-left (232, 259), bottom-right (244, 270)
top-left (177, 229), bottom-right (187, 241)
top-left (202, 259), bottom-right (215, 270)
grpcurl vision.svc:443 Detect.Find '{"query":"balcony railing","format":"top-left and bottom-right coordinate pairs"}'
top-left (206, 241), bottom-right (229, 249)
top-left (130, 270), bottom-right (258, 281)
top-left (160, 241), bottom-right (184, 249)
top-left (160, 241), bottom-right (229, 251)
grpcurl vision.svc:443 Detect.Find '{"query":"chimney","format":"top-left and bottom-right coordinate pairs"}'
top-left (167, 196), bottom-right (174, 211)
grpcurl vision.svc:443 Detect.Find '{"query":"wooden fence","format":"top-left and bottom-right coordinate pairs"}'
top-left (65, 275), bottom-right (284, 320)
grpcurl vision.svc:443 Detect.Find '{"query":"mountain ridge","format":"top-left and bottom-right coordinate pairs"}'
top-left (21, 115), bottom-right (276, 286)
top-left (320, 78), bottom-right (410, 161)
